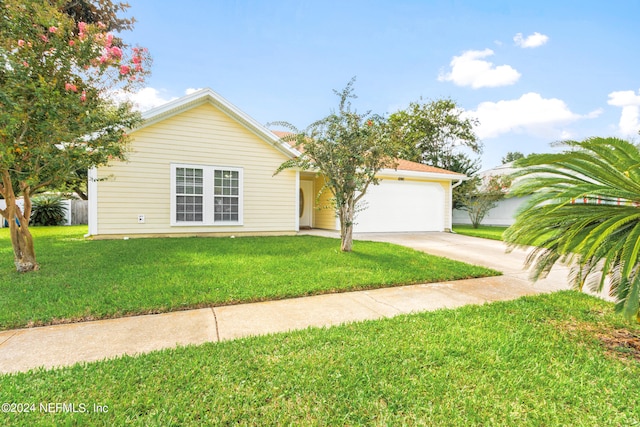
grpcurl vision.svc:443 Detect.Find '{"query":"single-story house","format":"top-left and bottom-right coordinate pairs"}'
top-left (87, 88), bottom-right (465, 238)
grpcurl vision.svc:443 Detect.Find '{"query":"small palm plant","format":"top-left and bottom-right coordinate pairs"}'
top-left (30, 195), bottom-right (68, 226)
top-left (504, 137), bottom-right (640, 320)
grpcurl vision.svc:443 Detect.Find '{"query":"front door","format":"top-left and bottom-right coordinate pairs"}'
top-left (299, 180), bottom-right (313, 228)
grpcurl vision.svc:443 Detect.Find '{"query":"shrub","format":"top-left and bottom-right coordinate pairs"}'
top-left (30, 195), bottom-right (67, 226)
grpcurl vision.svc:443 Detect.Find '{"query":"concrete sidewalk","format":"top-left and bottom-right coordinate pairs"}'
top-left (0, 232), bottom-right (576, 374)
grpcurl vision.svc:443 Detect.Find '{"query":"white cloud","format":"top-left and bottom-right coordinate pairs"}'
top-left (111, 87), bottom-right (204, 111)
top-left (110, 87), bottom-right (177, 111)
top-left (513, 32), bottom-right (549, 48)
top-left (438, 49), bottom-right (521, 89)
top-left (467, 92), bottom-right (598, 139)
top-left (608, 89), bottom-right (640, 136)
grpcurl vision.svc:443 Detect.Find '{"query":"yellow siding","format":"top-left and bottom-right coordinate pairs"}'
top-left (312, 175), bottom-right (338, 230)
top-left (95, 102), bottom-right (297, 236)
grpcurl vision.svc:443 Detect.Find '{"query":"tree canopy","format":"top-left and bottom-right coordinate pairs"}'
top-left (388, 98), bottom-right (481, 175)
top-left (274, 78), bottom-right (398, 252)
top-left (501, 151), bottom-right (525, 164)
top-left (0, 0), bottom-right (151, 271)
top-left (455, 174), bottom-right (512, 228)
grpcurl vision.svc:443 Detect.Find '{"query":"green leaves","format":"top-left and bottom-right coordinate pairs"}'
top-left (0, 0), bottom-right (149, 195)
top-left (388, 98), bottom-right (481, 174)
top-left (505, 137), bottom-right (640, 320)
top-left (456, 175), bottom-right (511, 228)
top-left (272, 78), bottom-right (398, 250)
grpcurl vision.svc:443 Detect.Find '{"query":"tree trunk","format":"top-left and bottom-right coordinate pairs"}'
top-left (1, 175), bottom-right (39, 272)
top-left (9, 217), bottom-right (38, 272)
top-left (339, 199), bottom-right (355, 252)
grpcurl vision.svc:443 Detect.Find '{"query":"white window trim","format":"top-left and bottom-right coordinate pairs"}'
top-left (170, 163), bottom-right (244, 226)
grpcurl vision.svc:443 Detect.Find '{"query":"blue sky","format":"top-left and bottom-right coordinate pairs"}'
top-left (120, 0), bottom-right (640, 170)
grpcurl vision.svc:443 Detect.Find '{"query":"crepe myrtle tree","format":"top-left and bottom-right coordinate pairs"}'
top-left (0, 0), bottom-right (151, 272)
top-left (273, 78), bottom-right (398, 252)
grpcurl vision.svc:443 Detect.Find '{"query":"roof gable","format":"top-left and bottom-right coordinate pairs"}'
top-left (134, 88), bottom-right (300, 159)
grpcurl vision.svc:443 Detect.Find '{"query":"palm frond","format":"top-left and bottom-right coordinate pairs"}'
top-left (505, 137), bottom-right (640, 319)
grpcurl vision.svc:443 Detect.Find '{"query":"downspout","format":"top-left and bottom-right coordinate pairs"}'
top-left (447, 179), bottom-right (465, 233)
top-left (452, 179), bottom-right (464, 189)
top-left (85, 167), bottom-right (98, 238)
top-left (295, 170), bottom-right (300, 232)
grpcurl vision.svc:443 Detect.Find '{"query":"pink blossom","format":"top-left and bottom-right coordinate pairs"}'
top-left (40, 34), bottom-right (49, 43)
top-left (22, 61), bottom-right (28, 67)
top-left (78, 22), bottom-right (87, 36)
top-left (48, 26), bottom-right (57, 33)
top-left (69, 40), bottom-right (75, 47)
top-left (17, 39), bottom-right (25, 47)
top-left (65, 83), bottom-right (78, 92)
top-left (132, 55), bottom-right (141, 64)
top-left (80, 91), bottom-right (87, 102)
top-left (99, 54), bottom-right (109, 64)
top-left (97, 21), bottom-right (106, 29)
top-left (109, 46), bottom-right (122, 59)
top-left (119, 65), bottom-right (130, 75)
top-left (135, 64), bottom-right (143, 72)
top-left (105, 33), bottom-right (113, 47)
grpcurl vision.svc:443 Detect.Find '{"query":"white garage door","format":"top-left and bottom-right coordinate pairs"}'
top-left (354, 180), bottom-right (445, 232)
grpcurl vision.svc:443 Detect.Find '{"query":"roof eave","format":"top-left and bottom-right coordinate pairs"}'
top-left (377, 168), bottom-right (468, 181)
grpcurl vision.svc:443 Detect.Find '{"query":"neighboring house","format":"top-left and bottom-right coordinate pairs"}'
top-left (452, 162), bottom-right (530, 226)
top-left (88, 88), bottom-right (465, 238)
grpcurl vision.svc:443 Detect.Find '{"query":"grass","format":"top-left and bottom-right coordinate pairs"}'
top-left (453, 225), bottom-right (508, 241)
top-left (0, 226), bottom-right (497, 330)
top-left (1, 292), bottom-right (639, 426)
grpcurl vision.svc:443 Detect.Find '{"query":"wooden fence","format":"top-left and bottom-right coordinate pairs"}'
top-left (0, 199), bottom-right (88, 227)
top-left (68, 200), bottom-right (88, 225)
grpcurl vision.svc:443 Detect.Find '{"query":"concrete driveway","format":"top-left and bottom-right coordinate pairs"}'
top-left (355, 231), bottom-right (535, 275)
top-left (353, 231), bottom-right (614, 299)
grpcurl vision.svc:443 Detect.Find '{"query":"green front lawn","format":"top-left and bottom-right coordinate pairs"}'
top-left (0, 226), bottom-right (497, 330)
top-left (453, 225), bottom-right (508, 241)
top-left (1, 292), bottom-right (638, 426)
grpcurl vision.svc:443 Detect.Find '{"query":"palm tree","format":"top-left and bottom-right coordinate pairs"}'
top-left (504, 137), bottom-right (640, 320)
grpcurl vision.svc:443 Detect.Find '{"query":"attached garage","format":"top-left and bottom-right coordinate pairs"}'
top-left (354, 180), bottom-right (446, 232)
top-left (310, 159), bottom-right (465, 234)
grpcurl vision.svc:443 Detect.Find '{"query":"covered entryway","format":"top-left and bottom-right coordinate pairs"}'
top-left (354, 180), bottom-right (445, 232)
top-left (299, 180), bottom-right (314, 229)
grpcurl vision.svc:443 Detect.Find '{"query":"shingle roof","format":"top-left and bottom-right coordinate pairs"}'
top-left (393, 159), bottom-right (464, 176)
